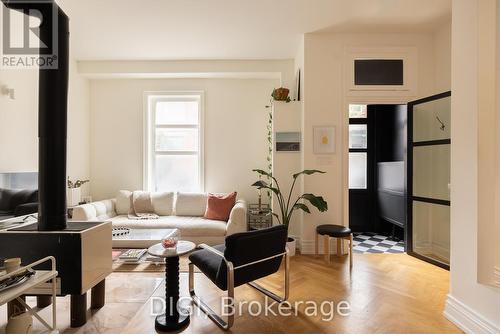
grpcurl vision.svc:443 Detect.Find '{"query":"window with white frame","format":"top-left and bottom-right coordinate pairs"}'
top-left (145, 93), bottom-right (203, 192)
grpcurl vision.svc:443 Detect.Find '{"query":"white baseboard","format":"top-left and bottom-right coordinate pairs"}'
top-left (301, 240), bottom-right (315, 254)
top-left (289, 234), bottom-right (299, 249)
top-left (444, 295), bottom-right (500, 334)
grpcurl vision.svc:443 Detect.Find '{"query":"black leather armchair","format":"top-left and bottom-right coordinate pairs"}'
top-left (0, 188), bottom-right (38, 220)
top-left (189, 225), bottom-right (290, 330)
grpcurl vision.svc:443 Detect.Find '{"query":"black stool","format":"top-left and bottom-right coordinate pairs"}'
top-left (315, 224), bottom-right (353, 269)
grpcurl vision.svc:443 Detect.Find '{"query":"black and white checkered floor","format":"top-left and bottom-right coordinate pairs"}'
top-left (353, 233), bottom-right (405, 254)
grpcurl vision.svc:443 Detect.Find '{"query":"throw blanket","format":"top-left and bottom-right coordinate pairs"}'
top-left (128, 191), bottom-right (159, 220)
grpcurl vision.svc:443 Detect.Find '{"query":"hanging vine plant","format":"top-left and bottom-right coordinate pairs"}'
top-left (265, 100), bottom-right (273, 203)
top-left (264, 87), bottom-right (291, 204)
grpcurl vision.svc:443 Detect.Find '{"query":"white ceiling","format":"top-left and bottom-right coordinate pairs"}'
top-left (57, 0), bottom-right (451, 60)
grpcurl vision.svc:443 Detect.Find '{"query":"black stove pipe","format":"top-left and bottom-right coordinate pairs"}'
top-left (1, 0), bottom-right (69, 230)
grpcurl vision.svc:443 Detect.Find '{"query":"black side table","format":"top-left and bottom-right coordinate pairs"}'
top-left (147, 240), bottom-right (196, 331)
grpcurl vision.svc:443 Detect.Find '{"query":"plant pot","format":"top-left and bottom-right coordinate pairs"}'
top-left (286, 237), bottom-right (296, 257)
top-left (272, 87), bottom-right (290, 101)
top-left (67, 187), bottom-right (81, 207)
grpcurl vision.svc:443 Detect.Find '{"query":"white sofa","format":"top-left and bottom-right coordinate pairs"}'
top-left (72, 192), bottom-right (247, 247)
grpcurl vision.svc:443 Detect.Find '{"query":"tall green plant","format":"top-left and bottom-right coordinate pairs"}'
top-left (251, 169), bottom-right (328, 229)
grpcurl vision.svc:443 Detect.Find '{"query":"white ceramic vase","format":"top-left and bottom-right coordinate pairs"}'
top-left (67, 187), bottom-right (81, 207)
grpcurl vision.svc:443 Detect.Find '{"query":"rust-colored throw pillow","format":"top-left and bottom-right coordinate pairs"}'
top-left (204, 192), bottom-right (237, 221)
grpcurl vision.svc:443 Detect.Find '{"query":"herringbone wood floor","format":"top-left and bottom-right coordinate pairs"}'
top-left (0, 253), bottom-right (461, 334)
top-left (123, 253), bottom-right (461, 334)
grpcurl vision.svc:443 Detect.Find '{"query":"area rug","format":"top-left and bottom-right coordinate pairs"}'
top-left (112, 255), bottom-right (200, 273)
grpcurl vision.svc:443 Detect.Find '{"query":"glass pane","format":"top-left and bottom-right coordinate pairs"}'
top-left (156, 101), bottom-right (199, 125)
top-left (413, 144), bottom-right (450, 201)
top-left (155, 128), bottom-right (198, 152)
top-left (155, 155), bottom-right (199, 192)
top-left (354, 59), bottom-right (403, 85)
top-left (349, 124), bottom-right (367, 149)
top-left (349, 152), bottom-right (367, 189)
top-left (412, 201), bottom-right (450, 265)
top-left (413, 96), bottom-right (450, 142)
top-left (349, 104), bottom-right (367, 118)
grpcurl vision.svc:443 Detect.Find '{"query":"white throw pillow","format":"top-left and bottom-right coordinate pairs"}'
top-left (175, 192), bottom-right (208, 216)
top-left (115, 190), bottom-right (132, 215)
top-left (151, 192), bottom-right (174, 216)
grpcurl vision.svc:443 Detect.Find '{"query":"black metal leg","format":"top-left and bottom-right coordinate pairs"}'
top-left (155, 256), bottom-right (190, 331)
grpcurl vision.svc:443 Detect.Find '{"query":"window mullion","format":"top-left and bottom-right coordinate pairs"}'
top-left (155, 124), bottom-right (198, 129)
top-left (154, 151), bottom-right (198, 156)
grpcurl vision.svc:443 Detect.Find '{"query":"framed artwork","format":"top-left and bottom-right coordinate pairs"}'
top-left (313, 126), bottom-right (335, 154)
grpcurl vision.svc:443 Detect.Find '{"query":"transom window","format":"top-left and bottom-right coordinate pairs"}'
top-left (145, 92), bottom-right (203, 192)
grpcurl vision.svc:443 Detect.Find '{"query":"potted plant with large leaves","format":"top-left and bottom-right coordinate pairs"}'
top-left (251, 169), bottom-right (328, 256)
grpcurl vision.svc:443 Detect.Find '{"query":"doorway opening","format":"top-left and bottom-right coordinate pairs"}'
top-left (348, 104), bottom-right (407, 254)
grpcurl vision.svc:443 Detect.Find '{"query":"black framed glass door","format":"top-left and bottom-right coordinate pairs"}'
top-left (407, 91), bottom-right (451, 269)
top-left (348, 105), bottom-right (374, 232)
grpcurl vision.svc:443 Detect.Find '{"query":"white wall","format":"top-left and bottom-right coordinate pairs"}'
top-left (434, 21), bottom-right (452, 92)
top-left (0, 68), bottom-right (39, 172)
top-left (272, 102), bottom-right (302, 238)
top-left (494, 0), bottom-right (500, 287)
top-left (67, 60), bottom-right (91, 195)
top-left (89, 78), bottom-right (278, 202)
top-left (300, 32), bottom-right (439, 253)
top-left (443, 0), bottom-right (500, 332)
top-left (0, 61), bottom-right (90, 194)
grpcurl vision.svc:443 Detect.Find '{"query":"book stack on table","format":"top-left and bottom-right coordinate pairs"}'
top-left (114, 249), bottom-right (163, 264)
top-left (118, 249), bottom-right (147, 262)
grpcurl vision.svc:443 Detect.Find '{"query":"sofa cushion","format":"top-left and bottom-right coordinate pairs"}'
top-left (72, 203), bottom-right (97, 221)
top-left (151, 192), bottom-right (174, 216)
top-left (175, 192), bottom-right (207, 217)
top-left (115, 190), bottom-right (132, 215)
top-left (92, 200), bottom-right (116, 220)
top-left (109, 215), bottom-right (226, 237)
top-left (14, 202), bottom-right (38, 217)
top-left (130, 191), bottom-right (156, 215)
top-left (0, 188), bottom-right (38, 211)
top-left (204, 192), bottom-right (236, 221)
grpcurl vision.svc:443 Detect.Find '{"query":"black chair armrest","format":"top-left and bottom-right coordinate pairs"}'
top-left (14, 202), bottom-right (38, 217)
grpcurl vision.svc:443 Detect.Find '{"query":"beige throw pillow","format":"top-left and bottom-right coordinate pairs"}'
top-left (115, 190), bottom-right (132, 215)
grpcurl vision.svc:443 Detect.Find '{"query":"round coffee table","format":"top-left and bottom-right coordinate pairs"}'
top-left (147, 240), bottom-right (196, 331)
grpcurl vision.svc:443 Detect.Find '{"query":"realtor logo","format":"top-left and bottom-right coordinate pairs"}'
top-left (1, 0), bottom-right (58, 69)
